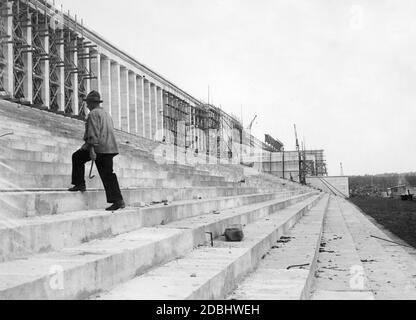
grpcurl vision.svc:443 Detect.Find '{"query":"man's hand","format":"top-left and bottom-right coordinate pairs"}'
top-left (89, 147), bottom-right (97, 161)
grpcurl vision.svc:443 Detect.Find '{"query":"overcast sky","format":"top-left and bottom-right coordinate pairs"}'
top-left (58, 0), bottom-right (416, 176)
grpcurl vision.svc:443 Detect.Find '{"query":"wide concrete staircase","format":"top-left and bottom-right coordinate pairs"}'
top-left (0, 100), bottom-right (316, 299)
top-left (3, 101), bottom-right (414, 300)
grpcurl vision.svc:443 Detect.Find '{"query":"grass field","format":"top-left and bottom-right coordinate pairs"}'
top-left (350, 197), bottom-right (416, 248)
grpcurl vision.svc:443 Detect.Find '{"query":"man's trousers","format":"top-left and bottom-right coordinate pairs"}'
top-left (71, 149), bottom-right (123, 204)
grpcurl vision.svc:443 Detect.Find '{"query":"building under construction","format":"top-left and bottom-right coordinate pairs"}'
top-left (252, 148), bottom-right (328, 182)
top-left (0, 0), bottom-right (264, 164)
top-left (0, 0), bottom-right (329, 174)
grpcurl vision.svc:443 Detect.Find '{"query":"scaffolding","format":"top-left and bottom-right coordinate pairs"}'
top-left (1, 0), bottom-right (323, 170)
top-left (186, 103), bottom-right (243, 161)
top-left (303, 149), bottom-right (327, 176)
top-left (77, 32), bottom-right (97, 118)
top-left (11, 0), bottom-right (29, 101)
top-left (48, 5), bottom-right (64, 111)
top-left (0, 1), bottom-right (9, 95)
top-left (249, 149), bottom-right (328, 181)
top-left (30, 1), bottom-right (48, 106)
top-left (163, 91), bottom-right (189, 145)
top-left (1, 0), bottom-right (96, 115)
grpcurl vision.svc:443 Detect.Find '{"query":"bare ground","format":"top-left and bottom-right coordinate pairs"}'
top-left (350, 197), bottom-right (416, 249)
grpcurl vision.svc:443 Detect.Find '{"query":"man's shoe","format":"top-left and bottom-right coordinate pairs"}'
top-left (106, 200), bottom-right (126, 212)
top-left (68, 185), bottom-right (86, 192)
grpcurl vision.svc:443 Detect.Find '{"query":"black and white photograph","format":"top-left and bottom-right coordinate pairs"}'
top-left (0, 0), bottom-right (416, 309)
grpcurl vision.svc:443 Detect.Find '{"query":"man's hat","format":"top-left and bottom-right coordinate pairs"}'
top-left (84, 90), bottom-right (103, 103)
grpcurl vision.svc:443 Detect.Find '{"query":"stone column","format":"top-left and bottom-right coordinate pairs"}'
top-left (100, 55), bottom-right (111, 114)
top-left (162, 90), bottom-right (167, 140)
top-left (174, 97), bottom-right (181, 146)
top-left (4, 2), bottom-right (13, 96)
top-left (110, 62), bottom-right (121, 129)
top-left (42, 31), bottom-right (50, 108)
top-left (157, 87), bottom-right (163, 140)
top-left (120, 66), bottom-right (129, 132)
top-left (166, 92), bottom-right (171, 144)
top-left (23, 13), bottom-right (33, 103)
top-left (199, 129), bottom-right (203, 152)
top-left (136, 75), bottom-right (145, 137)
top-left (57, 30), bottom-right (65, 112)
top-left (154, 85), bottom-right (159, 139)
top-left (85, 48), bottom-right (91, 94)
top-left (90, 51), bottom-right (101, 93)
top-left (72, 39), bottom-right (79, 115)
top-left (150, 83), bottom-right (157, 139)
top-left (128, 72), bottom-right (137, 134)
top-left (143, 79), bottom-right (151, 139)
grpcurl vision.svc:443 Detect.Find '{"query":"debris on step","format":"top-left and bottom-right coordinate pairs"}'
top-left (224, 225), bottom-right (244, 242)
top-left (361, 259), bottom-right (377, 263)
top-left (276, 236), bottom-right (293, 244)
top-left (205, 232), bottom-right (214, 247)
top-left (132, 202), bottom-right (147, 208)
top-left (319, 249), bottom-right (335, 253)
top-left (287, 263), bottom-right (310, 270)
top-left (190, 273), bottom-right (197, 278)
top-left (321, 266), bottom-right (347, 272)
top-left (0, 131), bottom-right (13, 138)
top-left (148, 200), bottom-right (169, 206)
top-left (212, 210), bottom-right (220, 215)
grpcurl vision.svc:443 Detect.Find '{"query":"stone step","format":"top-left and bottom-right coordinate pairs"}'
top-left (0, 139), bottom-right (79, 155)
top-left (93, 193), bottom-right (323, 300)
top-left (0, 132), bottom-right (80, 149)
top-left (0, 147), bottom-right (220, 180)
top-left (226, 195), bottom-right (330, 300)
top-left (0, 191), bottom-right (306, 263)
top-left (0, 112), bottom-right (228, 176)
top-left (0, 192), bottom-right (318, 299)
top-left (310, 196), bottom-right (374, 300)
top-left (2, 142), bottom-right (157, 168)
top-left (0, 193), bottom-right (302, 261)
top-left (0, 128), bottom-right (73, 142)
top-left (0, 159), bottom-right (227, 185)
top-left (0, 103), bottom-right (251, 181)
top-left (0, 172), bottom-right (236, 191)
top-left (0, 143), bottom-right (154, 170)
top-left (336, 197), bottom-right (416, 300)
top-left (0, 159), bottom-right (161, 178)
top-left (0, 117), bottom-right (278, 186)
top-left (0, 101), bottom-right (165, 156)
top-left (0, 124), bottom-right (164, 162)
top-left (0, 139), bottom-right (159, 166)
top-left (0, 185), bottom-right (265, 218)
top-left (0, 144), bottom-right (225, 181)
top-left (0, 121), bottom-right (60, 137)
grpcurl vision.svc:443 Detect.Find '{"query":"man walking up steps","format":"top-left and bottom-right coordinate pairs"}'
top-left (68, 90), bottom-right (125, 212)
